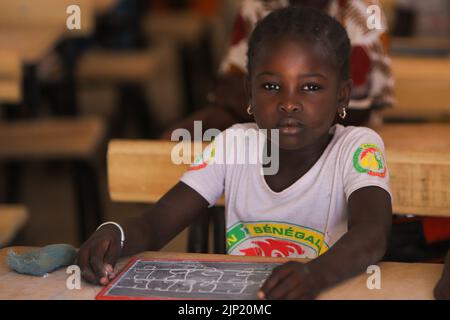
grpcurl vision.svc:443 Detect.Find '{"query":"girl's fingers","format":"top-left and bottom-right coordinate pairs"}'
top-left (81, 267), bottom-right (97, 285)
top-left (285, 288), bottom-right (303, 300)
top-left (90, 255), bottom-right (109, 285)
top-left (89, 240), bottom-right (111, 284)
top-left (77, 247), bottom-right (90, 274)
top-left (78, 247), bottom-right (99, 284)
top-left (259, 264), bottom-right (295, 299)
top-left (257, 291), bottom-right (266, 300)
top-left (103, 240), bottom-right (121, 278)
top-left (265, 272), bottom-right (299, 300)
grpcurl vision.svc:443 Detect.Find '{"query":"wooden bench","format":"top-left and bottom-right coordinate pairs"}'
top-left (383, 56), bottom-right (450, 120)
top-left (0, 117), bottom-right (105, 160)
top-left (391, 36), bottom-right (450, 56)
top-left (107, 140), bottom-right (210, 203)
top-left (94, 0), bottom-right (119, 14)
top-left (78, 49), bottom-right (161, 84)
top-left (107, 140), bottom-right (224, 253)
top-left (0, 0), bottom-right (121, 37)
top-left (0, 0), bottom-right (95, 36)
top-left (0, 116), bottom-right (106, 242)
top-left (77, 47), bottom-right (168, 138)
top-left (0, 0), bottom-right (124, 111)
top-left (143, 11), bottom-right (214, 115)
top-left (0, 205), bottom-right (28, 247)
top-left (0, 51), bottom-right (21, 104)
top-left (143, 11), bottom-right (207, 46)
top-left (0, 28), bottom-right (66, 112)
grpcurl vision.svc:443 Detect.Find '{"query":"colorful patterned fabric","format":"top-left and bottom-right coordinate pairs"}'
top-left (219, 0), bottom-right (395, 111)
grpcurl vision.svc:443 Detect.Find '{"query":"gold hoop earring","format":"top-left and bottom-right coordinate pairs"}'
top-left (339, 107), bottom-right (347, 119)
top-left (247, 105), bottom-right (253, 115)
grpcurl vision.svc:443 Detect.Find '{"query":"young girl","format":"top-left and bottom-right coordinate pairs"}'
top-left (78, 6), bottom-right (392, 300)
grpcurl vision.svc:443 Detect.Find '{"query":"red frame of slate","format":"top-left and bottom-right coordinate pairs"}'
top-left (96, 257), bottom-right (278, 300)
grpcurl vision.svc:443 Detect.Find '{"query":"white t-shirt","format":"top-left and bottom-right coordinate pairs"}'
top-left (180, 123), bottom-right (391, 259)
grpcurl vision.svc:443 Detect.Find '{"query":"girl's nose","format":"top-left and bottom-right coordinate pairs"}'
top-left (278, 103), bottom-right (302, 113)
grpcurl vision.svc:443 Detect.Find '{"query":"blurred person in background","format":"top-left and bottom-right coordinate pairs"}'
top-left (162, 0), bottom-right (395, 138)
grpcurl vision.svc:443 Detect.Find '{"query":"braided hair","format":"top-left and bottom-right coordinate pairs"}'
top-left (247, 6), bottom-right (351, 81)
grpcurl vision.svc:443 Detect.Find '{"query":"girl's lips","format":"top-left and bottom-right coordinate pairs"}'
top-left (277, 125), bottom-right (302, 135)
top-left (276, 118), bottom-right (304, 134)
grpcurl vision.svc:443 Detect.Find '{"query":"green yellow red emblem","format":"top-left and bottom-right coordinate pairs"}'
top-left (353, 143), bottom-right (386, 177)
top-left (188, 141), bottom-right (216, 171)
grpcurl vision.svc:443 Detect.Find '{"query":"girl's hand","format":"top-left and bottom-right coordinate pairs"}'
top-left (258, 261), bottom-right (322, 300)
top-left (76, 225), bottom-right (122, 286)
top-left (434, 250), bottom-right (450, 300)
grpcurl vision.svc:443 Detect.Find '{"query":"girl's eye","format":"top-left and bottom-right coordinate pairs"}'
top-left (302, 84), bottom-right (321, 91)
top-left (263, 83), bottom-right (280, 91)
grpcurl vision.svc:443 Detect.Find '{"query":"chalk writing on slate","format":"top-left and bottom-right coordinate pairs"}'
top-left (99, 259), bottom-right (282, 300)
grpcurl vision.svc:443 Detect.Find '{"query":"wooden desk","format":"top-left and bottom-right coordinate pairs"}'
top-left (0, 0), bottom-right (95, 36)
top-left (0, 51), bottom-right (21, 103)
top-left (391, 37), bottom-right (450, 56)
top-left (144, 11), bottom-right (207, 46)
top-left (0, 247), bottom-right (442, 299)
top-left (0, 116), bottom-right (106, 160)
top-left (376, 123), bottom-right (450, 217)
top-left (0, 29), bottom-right (63, 65)
top-left (94, 0), bottom-right (120, 14)
top-left (78, 50), bottom-right (160, 83)
top-left (384, 56), bottom-right (450, 120)
top-left (0, 28), bottom-right (62, 107)
top-left (0, 0), bottom-right (124, 38)
top-left (107, 123), bottom-right (450, 217)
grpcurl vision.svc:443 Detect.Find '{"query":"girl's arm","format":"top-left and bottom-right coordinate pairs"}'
top-left (260, 186), bottom-right (392, 299)
top-left (77, 182), bottom-right (209, 285)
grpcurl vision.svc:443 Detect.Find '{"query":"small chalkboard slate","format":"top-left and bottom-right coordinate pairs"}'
top-left (96, 258), bottom-right (282, 300)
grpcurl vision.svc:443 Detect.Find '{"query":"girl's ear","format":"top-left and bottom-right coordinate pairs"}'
top-left (338, 79), bottom-right (352, 110)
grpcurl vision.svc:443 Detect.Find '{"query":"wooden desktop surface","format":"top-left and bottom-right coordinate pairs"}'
top-left (0, 247), bottom-right (443, 300)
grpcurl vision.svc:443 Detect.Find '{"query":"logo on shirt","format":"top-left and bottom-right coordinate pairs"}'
top-left (188, 140), bottom-right (216, 171)
top-left (226, 222), bottom-right (329, 259)
top-left (239, 238), bottom-right (305, 257)
top-left (353, 143), bottom-right (386, 177)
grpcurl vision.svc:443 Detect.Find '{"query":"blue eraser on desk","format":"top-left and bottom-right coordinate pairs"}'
top-left (7, 244), bottom-right (77, 276)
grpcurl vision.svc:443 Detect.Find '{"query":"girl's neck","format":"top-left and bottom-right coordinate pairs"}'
top-left (262, 130), bottom-right (333, 193)
top-left (266, 132), bottom-right (333, 176)
top-left (272, 129), bottom-right (333, 173)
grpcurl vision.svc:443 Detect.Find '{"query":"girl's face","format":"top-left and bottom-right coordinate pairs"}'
top-left (248, 38), bottom-right (351, 151)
